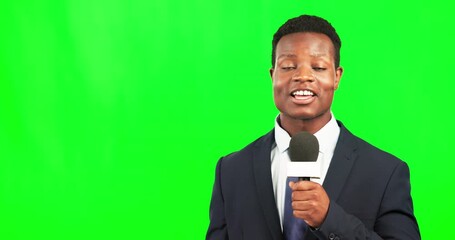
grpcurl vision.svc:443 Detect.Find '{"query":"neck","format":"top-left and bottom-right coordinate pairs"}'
top-left (279, 113), bottom-right (332, 137)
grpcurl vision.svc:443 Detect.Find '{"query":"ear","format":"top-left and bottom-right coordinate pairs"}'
top-left (334, 66), bottom-right (343, 90)
top-left (269, 67), bottom-right (274, 82)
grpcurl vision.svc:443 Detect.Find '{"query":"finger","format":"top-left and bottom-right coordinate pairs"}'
top-left (291, 199), bottom-right (318, 211)
top-left (289, 181), bottom-right (295, 188)
top-left (293, 209), bottom-right (325, 228)
top-left (292, 190), bottom-right (319, 201)
top-left (293, 209), bottom-right (318, 226)
top-left (293, 209), bottom-right (313, 218)
top-left (290, 180), bottom-right (319, 191)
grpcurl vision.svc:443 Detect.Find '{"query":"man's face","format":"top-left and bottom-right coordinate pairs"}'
top-left (270, 32), bottom-right (343, 125)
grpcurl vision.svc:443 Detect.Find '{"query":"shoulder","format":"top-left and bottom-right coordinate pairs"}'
top-left (218, 130), bottom-right (274, 167)
top-left (338, 121), bottom-right (406, 170)
top-left (335, 122), bottom-right (412, 199)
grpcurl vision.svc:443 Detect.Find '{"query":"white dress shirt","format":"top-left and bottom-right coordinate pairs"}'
top-left (270, 113), bottom-right (340, 228)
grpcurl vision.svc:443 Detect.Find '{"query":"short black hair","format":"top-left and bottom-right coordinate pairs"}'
top-left (272, 15), bottom-right (341, 68)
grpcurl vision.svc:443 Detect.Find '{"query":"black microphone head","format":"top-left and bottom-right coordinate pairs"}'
top-left (289, 131), bottom-right (319, 162)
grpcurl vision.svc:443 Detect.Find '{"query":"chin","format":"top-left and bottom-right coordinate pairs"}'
top-left (285, 109), bottom-right (329, 121)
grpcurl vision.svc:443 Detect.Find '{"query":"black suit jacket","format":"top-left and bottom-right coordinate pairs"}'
top-left (207, 121), bottom-right (420, 240)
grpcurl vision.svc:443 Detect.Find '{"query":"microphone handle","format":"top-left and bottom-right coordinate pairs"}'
top-left (298, 177), bottom-right (311, 181)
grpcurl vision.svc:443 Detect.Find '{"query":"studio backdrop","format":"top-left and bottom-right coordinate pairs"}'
top-left (1, 0), bottom-right (454, 239)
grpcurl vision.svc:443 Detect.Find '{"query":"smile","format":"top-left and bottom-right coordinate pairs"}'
top-left (292, 90), bottom-right (315, 97)
top-left (290, 89), bottom-right (316, 104)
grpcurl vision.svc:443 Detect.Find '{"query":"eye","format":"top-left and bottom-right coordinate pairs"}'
top-left (281, 66), bottom-right (296, 70)
top-left (312, 67), bottom-right (326, 71)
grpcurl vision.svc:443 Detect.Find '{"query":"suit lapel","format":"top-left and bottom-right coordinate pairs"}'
top-left (322, 121), bottom-right (358, 201)
top-left (250, 122), bottom-right (358, 240)
top-left (252, 130), bottom-right (284, 240)
top-left (304, 122), bottom-right (359, 240)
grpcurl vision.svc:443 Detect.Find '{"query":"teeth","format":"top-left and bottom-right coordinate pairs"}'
top-left (293, 90), bottom-right (314, 96)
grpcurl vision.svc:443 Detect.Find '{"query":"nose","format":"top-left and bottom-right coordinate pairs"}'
top-left (291, 66), bottom-right (315, 82)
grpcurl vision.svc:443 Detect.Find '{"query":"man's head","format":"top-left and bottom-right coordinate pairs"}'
top-left (270, 15), bottom-right (343, 135)
top-left (272, 15), bottom-right (341, 68)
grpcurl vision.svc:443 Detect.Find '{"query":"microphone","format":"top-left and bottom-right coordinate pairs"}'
top-left (287, 131), bottom-right (320, 181)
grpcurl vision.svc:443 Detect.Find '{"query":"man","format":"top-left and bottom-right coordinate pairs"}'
top-left (207, 15), bottom-right (420, 240)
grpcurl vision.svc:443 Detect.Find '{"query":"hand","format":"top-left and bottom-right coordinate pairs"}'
top-left (289, 180), bottom-right (330, 228)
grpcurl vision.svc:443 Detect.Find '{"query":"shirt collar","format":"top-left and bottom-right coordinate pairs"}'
top-left (274, 113), bottom-right (340, 155)
top-left (274, 117), bottom-right (291, 153)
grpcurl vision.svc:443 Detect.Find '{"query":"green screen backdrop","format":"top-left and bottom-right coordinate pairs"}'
top-left (1, 0), bottom-right (453, 239)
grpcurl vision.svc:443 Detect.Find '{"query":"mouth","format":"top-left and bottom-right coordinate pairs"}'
top-left (289, 89), bottom-right (317, 105)
top-left (291, 89), bottom-right (316, 100)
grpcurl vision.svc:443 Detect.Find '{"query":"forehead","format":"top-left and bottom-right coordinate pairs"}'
top-left (276, 32), bottom-right (335, 58)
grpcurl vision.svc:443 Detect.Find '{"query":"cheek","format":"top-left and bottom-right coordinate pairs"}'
top-left (272, 80), bottom-right (288, 107)
top-left (320, 90), bottom-right (335, 107)
top-left (272, 78), bottom-right (286, 93)
top-left (272, 79), bottom-right (285, 94)
top-left (318, 76), bottom-right (337, 92)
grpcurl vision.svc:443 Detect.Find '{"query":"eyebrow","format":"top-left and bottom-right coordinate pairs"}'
top-left (277, 53), bottom-right (328, 60)
top-left (277, 54), bottom-right (297, 60)
top-left (310, 52), bottom-right (328, 57)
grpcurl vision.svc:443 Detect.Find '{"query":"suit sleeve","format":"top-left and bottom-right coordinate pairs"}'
top-left (206, 158), bottom-right (229, 240)
top-left (311, 161), bottom-right (420, 240)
